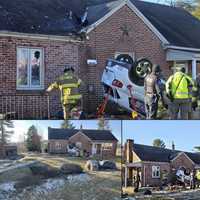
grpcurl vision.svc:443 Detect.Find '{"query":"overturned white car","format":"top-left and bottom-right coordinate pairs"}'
top-left (101, 57), bottom-right (153, 116)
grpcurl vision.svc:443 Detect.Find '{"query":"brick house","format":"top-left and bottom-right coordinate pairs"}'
top-left (48, 127), bottom-right (118, 158)
top-left (0, 0), bottom-right (200, 118)
top-left (123, 139), bottom-right (200, 187)
top-left (0, 144), bottom-right (17, 159)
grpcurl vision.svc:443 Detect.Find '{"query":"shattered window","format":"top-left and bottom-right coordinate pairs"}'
top-left (17, 47), bottom-right (44, 90)
top-left (31, 49), bottom-right (42, 86)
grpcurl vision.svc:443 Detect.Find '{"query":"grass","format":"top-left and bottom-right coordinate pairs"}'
top-left (0, 154), bottom-right (121, 200)
top-left (41, 171), bottom-right (121, 200)
top-left (0, 167), bottom-right (32, 183)
top-left (21, 154), bottom-right (87, 168)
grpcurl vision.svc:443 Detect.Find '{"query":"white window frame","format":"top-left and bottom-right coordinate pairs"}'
top-left (17, 47), bottom-right (44, 90)
top-left (152, 166), bottom-right (160, 178)
top-left (102, 143), bottom-right (113, 150)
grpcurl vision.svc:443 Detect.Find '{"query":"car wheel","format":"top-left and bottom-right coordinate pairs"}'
top-left (129, 58), bottom-right (152, 86)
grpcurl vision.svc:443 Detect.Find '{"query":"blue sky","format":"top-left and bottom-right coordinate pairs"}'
top-left (122, 121), bottom-right (200, 152)
top-left (12, 120), bottom-right (122, 142)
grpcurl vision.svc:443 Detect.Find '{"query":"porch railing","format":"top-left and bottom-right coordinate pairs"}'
top-left (0, 95), bottom-right (50, 119)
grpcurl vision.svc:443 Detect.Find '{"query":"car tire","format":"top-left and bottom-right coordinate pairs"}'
top-left (129, 58), bottom-right (152, 86)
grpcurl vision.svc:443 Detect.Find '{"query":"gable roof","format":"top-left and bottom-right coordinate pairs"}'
top-left (132, 0), bottom-right (200, 49)
top-left (0, 0), bottom-right (115, 36)
top-left (0, 0), bottom-right (200, 50)
top-left (133, 143), bottom-right (200, 164)
top-left (85, 0), bottom-right (200, 49)
top-left (48, 127), bottom-right (118, 141)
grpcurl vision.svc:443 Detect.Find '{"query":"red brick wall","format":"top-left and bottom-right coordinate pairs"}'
top-left (84, 5), bottom-right (170, 112)
top-left (170, 153), bottom-right (195, 171)
top-left (48, 139), bottom-right (68, 154)
top-left (0, 37), bottom-right (80, 118)
top-left (142, 162), bottom-right (170, 187)
top-left (0, 4), bottom-right (172, 116)
top-left (101, 140), bottom-right (118, 158)
top-left (68, 132), bottom-right (92, 154)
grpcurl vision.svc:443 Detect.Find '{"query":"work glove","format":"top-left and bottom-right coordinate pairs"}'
top-left (192, 101), bottom-right (198, 111)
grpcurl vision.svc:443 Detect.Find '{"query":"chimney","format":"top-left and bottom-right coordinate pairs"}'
top-left (172, 141), bottom-right (175, 150)
top-left (126, 139), bottom-right (134, 163)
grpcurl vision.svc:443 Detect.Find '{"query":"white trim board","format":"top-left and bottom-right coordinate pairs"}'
top-left (164, 45), bottom-right (200, 52)
top-left (68, 131), bottom-right (93, 142)
top-left (0, 31), bottom-right (82, 43)
top-left (83, 0), bottom-right (169, 45)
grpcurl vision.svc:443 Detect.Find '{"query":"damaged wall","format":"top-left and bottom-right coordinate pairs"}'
top-left (84, 4), bottom-right (170, 112)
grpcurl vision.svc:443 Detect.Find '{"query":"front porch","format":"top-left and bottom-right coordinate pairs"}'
top-left (91, 142), bottom-right (115, 159)
top-left (166, 49), bottom-right (200, 79)
top-left (124, 162), bottom-right (142, 189)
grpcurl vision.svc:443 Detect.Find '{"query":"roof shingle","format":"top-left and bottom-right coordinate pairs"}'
top-left (133, 143), bottom-right (200, 164)
top-left (48, 127), bottom-right (118, 141)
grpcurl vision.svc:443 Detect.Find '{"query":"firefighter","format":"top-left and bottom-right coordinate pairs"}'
top-left (190, 170), bottom-right (196, 189)
top-left (166, 67), bottom-right (198, 120)
top-left (144, 64), bottom-right (164, 119)
top-left (46, 67), bottom-right (82, 119)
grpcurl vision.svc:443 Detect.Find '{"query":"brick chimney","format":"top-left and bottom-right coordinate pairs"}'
top-left (126, 139), bottom-right (134, 163)
top-left (172, 141), bottom-right (175, 150)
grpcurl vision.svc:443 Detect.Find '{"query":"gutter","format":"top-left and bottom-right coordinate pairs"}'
top-left (0, 31), bottom-right (83, 43)
top-left (164, 45), bottom-right (200, 52)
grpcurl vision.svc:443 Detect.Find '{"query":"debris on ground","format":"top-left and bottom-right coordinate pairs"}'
top-left (85, 160), bottom-right (99, 171)
top-left (0, 155), bottom-right (121, 200)
top-left (99, 160), bottom-right (117, 170)
top-left (30, 162), bottom-right (60, 178)
top-left (86, 160), bottom-right (118, 171)
top-left (60, 163), bottom-right (83, 174)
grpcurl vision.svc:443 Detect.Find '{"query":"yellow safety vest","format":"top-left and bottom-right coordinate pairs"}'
top-left (166, 72), bottom-right (195, 99)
